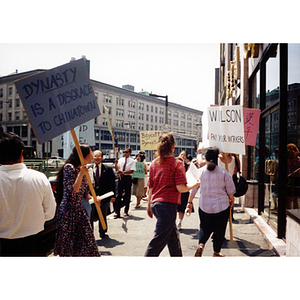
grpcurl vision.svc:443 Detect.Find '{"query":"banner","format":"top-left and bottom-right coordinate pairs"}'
top-left (140, 130), bottom-right (161, 150)
top-left (15, 58), bottom-right (100, 144)
top-left (207, 105), bottom-right (245, 155)
top-left (104, 105), bottom-right (113, 135)
top-left (244, 108), bottom-right (260, 146)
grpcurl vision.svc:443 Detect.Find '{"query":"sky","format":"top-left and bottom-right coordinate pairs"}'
top-left (0, 43), bottom-right (219, 143)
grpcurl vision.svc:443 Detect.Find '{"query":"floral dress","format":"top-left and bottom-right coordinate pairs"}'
top-left (54, 164), bottom-right (100, 256)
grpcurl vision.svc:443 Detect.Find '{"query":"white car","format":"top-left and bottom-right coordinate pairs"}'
top-left (47, 159), bottom-right (65, 168)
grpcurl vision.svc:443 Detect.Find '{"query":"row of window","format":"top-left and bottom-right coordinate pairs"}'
top-left (97, 92), bottom-right (199, 121)
top-left (0, 86), bottom-right (18, 98)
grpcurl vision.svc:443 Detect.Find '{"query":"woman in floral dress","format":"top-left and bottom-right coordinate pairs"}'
top-left (54, 144), bottom-right (100, 257)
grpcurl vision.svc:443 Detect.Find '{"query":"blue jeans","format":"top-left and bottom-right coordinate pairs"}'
top-left (145, 201), bottom-right (182, 257)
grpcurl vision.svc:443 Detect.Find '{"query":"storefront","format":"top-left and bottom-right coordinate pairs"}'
top-left (247, 43), bottom-right (300, 239)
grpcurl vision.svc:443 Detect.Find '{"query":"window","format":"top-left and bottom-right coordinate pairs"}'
top-left (174, 112), bottom-right (179, 118)
top-left (116, 108), bottom-right (124, 117)
top-left (181, 113), bottom-right (185, 119)
top-left (128, 100), bottom-right (135, 108)
top-left (16, 98), bottom-right (20, 108)
top-left (155, 107), bottom-right (158, 113)
top-left (128, 111), bottom-right (135, 119)
top-left (116, 97), bottom-right (124, 106)
top-left (8, 99), bottom-right (12, 109)
top-left (173, 120), bottom-right (178, 126)
top-left (0, 88), bottom-right (3, 97)
top-left (103, 106), bottom-right (112, 114)
top-left (139, 102), bottom-right (144, 110)
top-left (103, 95), bottom-right (112, 103)
top-left (8, 87), bottom-right (13, 96)
top-left (151, 106), bottom-right (153, 112)
top-left (15, 112), bottom-right (20, 120)
top-left (116, 120), bottom-right (124, 128)
top-left (180, 121), bottom-right (185, 127)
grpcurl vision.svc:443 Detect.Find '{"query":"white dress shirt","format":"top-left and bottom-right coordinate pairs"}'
top-left (118, 156), bottom-right (136, 174)
top-left (0, 163), bottom-right (56, 239)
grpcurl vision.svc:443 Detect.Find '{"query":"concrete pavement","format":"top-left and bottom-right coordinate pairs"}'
top-left (94, 194), bottom-right (279, 257)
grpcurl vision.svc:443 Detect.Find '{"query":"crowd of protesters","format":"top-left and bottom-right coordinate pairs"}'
top-left (1, 132), bottom-right (238, 257)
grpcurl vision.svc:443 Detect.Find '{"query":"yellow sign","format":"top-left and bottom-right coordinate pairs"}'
top-left (140, 130), bottom-right (161, 150)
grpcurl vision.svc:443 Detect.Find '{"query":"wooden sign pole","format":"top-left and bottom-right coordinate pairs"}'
top-left (70, 129), bottom-right (107, 231)
top-left (224, 153), bottom-right (233, 241)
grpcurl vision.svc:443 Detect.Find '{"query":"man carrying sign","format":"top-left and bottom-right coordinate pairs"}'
top-left (114, 148), bottom-right (136, 218)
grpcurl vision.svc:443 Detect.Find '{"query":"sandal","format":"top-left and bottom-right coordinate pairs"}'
top-left (194, 244), bottom-right (204, 257)
top-left (213, 252), bottom-right (225, 257)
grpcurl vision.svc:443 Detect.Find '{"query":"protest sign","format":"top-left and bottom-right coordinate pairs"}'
top-left (132, 162), bottom-right (146, 178)
top-left (140, 130), bottom-right (161, 150)
top-left (207, 105), bottom-right (245, 155)
top-left (244, 108), bottom-right (260, 146)
top-left (15, 58), bottom-right (100, 144)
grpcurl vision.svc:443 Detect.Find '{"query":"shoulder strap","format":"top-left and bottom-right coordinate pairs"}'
top-left (234, 155), bottom-right (240, 173)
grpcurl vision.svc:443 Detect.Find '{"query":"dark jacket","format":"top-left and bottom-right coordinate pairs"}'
top-left (92, 163), bottom-right (116, 202)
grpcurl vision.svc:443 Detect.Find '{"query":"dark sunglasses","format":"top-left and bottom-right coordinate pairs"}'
top-left (123, 151), bottom-right (129, 153)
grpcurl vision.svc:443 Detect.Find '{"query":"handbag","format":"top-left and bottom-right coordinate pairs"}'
top-left (232, 156), bottom-right (248, 197)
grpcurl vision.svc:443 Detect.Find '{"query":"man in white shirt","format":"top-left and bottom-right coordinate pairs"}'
top-left (114, 148), bottom-right (136, 218)
top-left (0, 132), bottom-right (56, 256)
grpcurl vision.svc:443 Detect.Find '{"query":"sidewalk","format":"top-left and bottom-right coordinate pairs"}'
top-left (95, 195), bottom-right (280, 257)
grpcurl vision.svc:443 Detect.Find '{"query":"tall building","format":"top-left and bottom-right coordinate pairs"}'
top-left (217, 43), bottom-right (300, 248)
top-left (0, 62), bottom-right (203, 159)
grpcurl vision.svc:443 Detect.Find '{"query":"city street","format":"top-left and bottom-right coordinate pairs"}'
top-left (94, 193), bottom-right (278, 257)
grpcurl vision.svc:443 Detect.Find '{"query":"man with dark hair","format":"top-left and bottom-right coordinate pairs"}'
top-left (0, 132), bottom-right (56, 256)
top-left (114, 148), bottom-right (136, 218)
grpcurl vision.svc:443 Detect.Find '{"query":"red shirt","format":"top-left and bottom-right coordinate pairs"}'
top-left (147, 157), bottom-right (187, 204)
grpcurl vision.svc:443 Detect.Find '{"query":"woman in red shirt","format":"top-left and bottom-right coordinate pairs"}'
top-left (145, 134), bottom-right (200, 256)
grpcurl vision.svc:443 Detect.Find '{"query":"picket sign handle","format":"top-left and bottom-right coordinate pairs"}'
top-left (70, 129), bottom-right (107, 231)
top-left (225, 153), bottom-right (233, 241)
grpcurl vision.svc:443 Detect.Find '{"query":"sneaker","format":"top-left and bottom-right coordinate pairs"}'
top-left (177, 221), bottom-right (182, 231)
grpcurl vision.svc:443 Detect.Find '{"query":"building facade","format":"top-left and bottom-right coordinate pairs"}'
top-left (218, 43), bottom-right (300, 241)
top-left (0, 64), bottom-right (203, 160)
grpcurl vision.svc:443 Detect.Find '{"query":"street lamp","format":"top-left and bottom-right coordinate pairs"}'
top-left (149, 93), bottom-right (168, 125)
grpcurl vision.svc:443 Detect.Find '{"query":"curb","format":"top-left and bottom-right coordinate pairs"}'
top-left (245, 208), bottom-right (286, 257)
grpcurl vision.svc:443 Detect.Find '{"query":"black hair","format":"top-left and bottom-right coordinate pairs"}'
top-left (0, 132), bottom-right (25, 164)
top-left (205, 147), bottom-right (219, 171)
top-left (56, 143), bottom-right (91, 205)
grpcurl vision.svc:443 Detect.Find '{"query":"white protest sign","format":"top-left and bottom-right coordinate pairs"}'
top-left (207, 105), bottom-right (245, 155)
top-left (79, 119), bottom-right (95, 146)
top-left (15, 58), bottom-right (100, 144)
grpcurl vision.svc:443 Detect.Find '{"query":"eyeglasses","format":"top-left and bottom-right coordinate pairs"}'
top-left (123, 151), bottom-right (129, 153)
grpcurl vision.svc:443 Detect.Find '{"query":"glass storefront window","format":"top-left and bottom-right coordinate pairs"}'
top-left (249, 70), bottom-right (260, 181)
top-left (266, 46), bottom-right (279, 109)
top-left (287, 44), bottom-right (300, 209)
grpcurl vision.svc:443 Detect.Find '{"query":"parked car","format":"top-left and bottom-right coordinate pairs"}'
top-left (47, 159), bottom-right (65, 168)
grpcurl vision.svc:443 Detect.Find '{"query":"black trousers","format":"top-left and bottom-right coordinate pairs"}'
top-left (0, 233), bottom-right (45, 257)
top-left (115, 175), bottom-right (132, 216)
top-left (90, 201), bottom-right (110, 235)
top-left (198, 206), bottom-right (230, 253)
